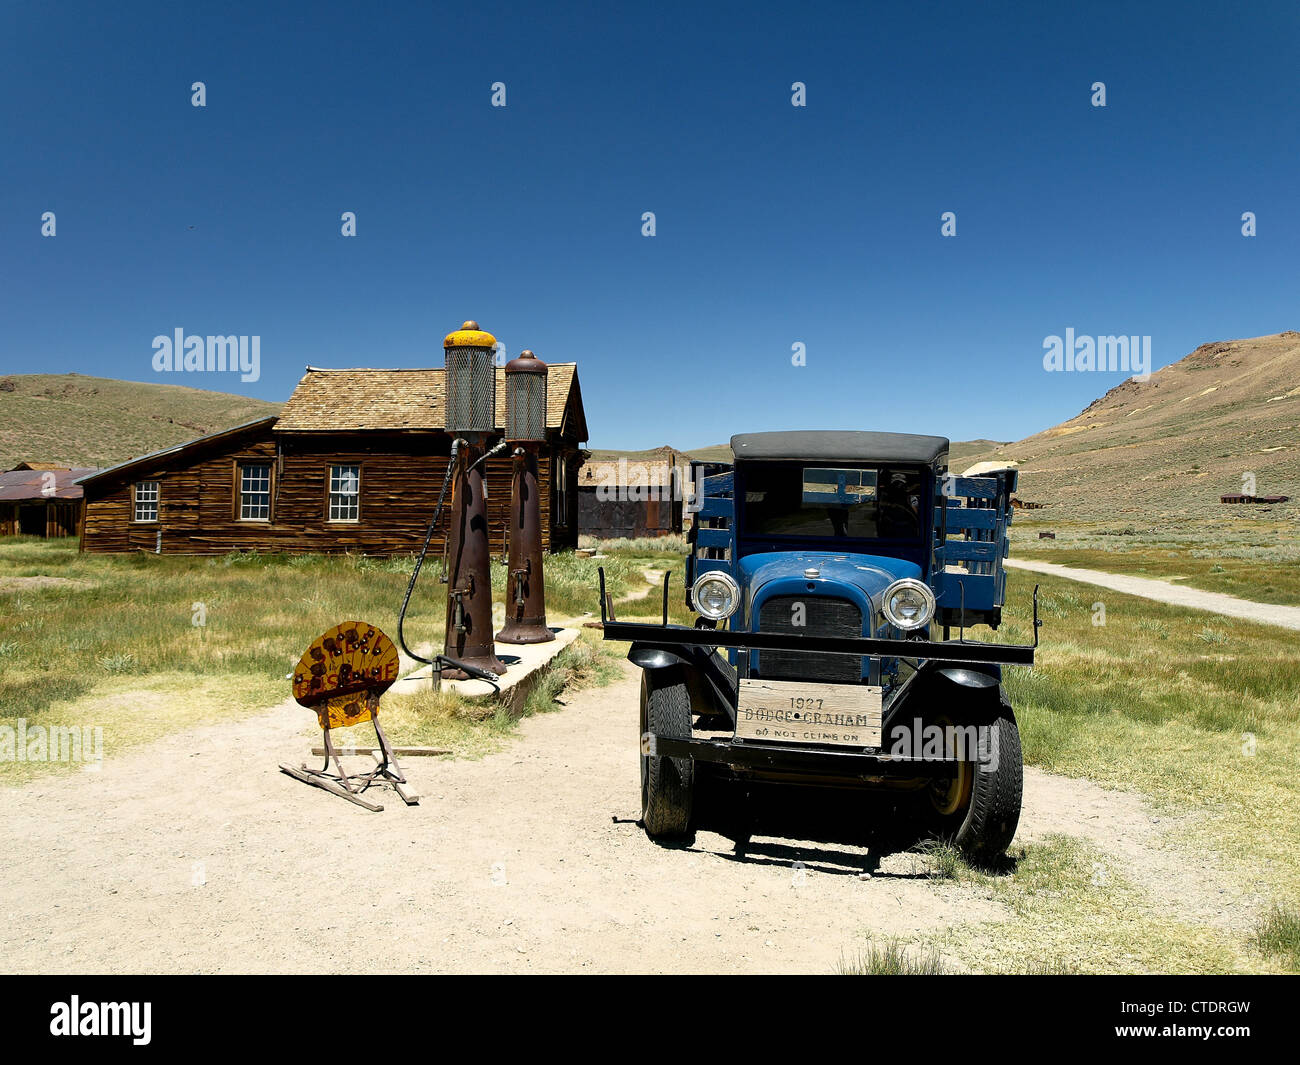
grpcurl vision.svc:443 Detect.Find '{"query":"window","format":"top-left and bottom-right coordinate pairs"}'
top-left (742, 464), bottom-right (924, 542)
top-left (238, 463), bottom-right (272, 521)
top-left (328, 465), bottom-right (360, 522)
top-left (554, 455), bottom-right (569, 527)
top-left (133, 481), bottom-right (159, 522)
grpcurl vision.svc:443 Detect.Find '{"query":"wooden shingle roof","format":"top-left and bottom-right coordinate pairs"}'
top-left (275, 364), bottom-right (583, 436)
top-left (8, 461), bottom-right (68, 472)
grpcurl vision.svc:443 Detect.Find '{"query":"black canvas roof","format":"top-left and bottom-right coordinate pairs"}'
top-left (730, 431), bottom-right (949, 465)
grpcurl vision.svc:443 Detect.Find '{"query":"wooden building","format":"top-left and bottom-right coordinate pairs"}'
top-left (577, 450), bottom-right (684, 539)
top-left (78, 364), bottom-right (587, 556)
top-left (0, 464), bottom-right (98, 538)
top-left (1220, 493), bottom-right (1290, 504)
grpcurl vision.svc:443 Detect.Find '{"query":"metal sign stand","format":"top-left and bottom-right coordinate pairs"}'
top-left (279, 698), bottom-right (416, 812)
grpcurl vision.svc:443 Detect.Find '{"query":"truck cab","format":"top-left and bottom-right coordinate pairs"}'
top-left (600, 430), bottom-right (1037, 859)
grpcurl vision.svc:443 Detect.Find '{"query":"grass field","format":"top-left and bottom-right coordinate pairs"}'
top-left (1010, 515), bottom-right (1300, 605)
top-left (0, 537), bottom-right (684, 782)
top-left (883, 567), bottom-right (1300, 973)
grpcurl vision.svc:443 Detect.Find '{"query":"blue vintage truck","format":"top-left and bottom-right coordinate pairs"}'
top-left (598, 430), bottom-right (1038, 859)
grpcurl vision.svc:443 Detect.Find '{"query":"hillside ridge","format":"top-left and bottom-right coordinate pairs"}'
top-left (0, 373), bottom-right (281, 470)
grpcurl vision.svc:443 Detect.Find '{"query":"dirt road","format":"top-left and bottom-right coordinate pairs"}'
top-left (1007, 558), bottom-right (1300, 630)
top-left (0, 662), bottom-right (1249, 974)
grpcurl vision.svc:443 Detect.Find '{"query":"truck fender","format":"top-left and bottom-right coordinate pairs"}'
top-left (627, 642), bottom-right (735, 722)
top-left (934, 665), bottom-right (1001, 690)
top-left (627, 644), bottom-right (687, 671)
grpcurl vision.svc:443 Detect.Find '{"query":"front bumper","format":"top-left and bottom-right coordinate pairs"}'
top-left (602, 616), bottom-right (1037, 666)
top-left (598, 563), bottom-right (1038, 668)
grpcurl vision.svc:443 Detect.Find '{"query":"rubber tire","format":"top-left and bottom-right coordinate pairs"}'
top-left (929, 689), bottom-right (1023, 861)
top-left (640, 669), bottom-right (694, 840)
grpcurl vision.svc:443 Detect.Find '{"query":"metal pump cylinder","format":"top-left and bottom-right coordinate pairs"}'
top-left (498, 350), bottom-right (554, 644)
top-left (504, 348), bottom-right (547, 442)
top-left (443, 320), bottom-right (498, 434)
top-left (441, 321), bottom-right (506, 679)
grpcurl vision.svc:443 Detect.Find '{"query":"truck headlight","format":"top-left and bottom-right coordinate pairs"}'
top-left (692, 571), bottom-right (740, 621)
top-left (881, 578), bottom-right (935, 631)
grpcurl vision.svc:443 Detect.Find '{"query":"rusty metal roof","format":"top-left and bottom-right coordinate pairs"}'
top-left (0, 467), bottom-right (98, 502)
top-left (274, 364), bottom-right (582, 435)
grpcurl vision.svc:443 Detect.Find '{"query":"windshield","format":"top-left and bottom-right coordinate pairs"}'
top-left (741, 463), bottom-right (925, 541)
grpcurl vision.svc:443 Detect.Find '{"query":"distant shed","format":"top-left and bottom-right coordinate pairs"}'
top-left (0, 464), bottom-right (99, 537)
top-left (577, 450), bottom-right (684, 539)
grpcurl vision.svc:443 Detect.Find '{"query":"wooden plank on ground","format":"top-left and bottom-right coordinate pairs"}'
top-left (309, 745), bottom-right (451, 757)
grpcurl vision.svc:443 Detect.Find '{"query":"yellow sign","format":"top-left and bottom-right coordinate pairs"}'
top-left (292, 621), bottom-right (400, 730)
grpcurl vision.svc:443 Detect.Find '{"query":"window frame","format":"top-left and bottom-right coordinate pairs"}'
top-left (326, 463), bottom-right (362, 524)
top-left (553, 453), bottom-right (569, 528)
top-left (133, 480), bottom-right (160, 523)
top-left (236, 462), bottom-right (273, 523)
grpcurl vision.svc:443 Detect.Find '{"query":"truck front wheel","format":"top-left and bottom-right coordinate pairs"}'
top-left (925, 690), bottom-right (1022, 861)
top-left (639, 669), bottom-right (694, 840)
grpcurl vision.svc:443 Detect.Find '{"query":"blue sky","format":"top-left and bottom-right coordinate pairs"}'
top-left (2, 1), bottom-right (1296, 449)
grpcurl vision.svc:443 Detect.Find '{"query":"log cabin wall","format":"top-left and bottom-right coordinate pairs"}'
top-left (272, 433), bottom-right (560, 555)
top-left (80, 424), bottom-right (583, 556)
top-left (81, 429), bottom-right (278, 553)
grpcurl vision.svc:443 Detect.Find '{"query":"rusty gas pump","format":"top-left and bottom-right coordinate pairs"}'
top-left (497, 349), bottom-right (555, 644)
top-left (440, 321), bottom-right (507, 680)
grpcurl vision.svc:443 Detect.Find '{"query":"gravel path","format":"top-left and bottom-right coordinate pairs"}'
top-left (1007, 558), bottom-right (1300, 630)
top-left (0, 659), bottom-right (1248, 974)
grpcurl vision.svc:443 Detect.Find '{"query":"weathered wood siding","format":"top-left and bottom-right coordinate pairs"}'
top-left (82, 427), bottom-right (584, 556)
top-left (577, 490), bottom-right (682, 539)
top-left (0, 502), bottom-right (80, 537)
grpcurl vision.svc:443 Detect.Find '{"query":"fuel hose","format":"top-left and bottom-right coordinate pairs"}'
top-left (396, 437), bottom-right (510, 685)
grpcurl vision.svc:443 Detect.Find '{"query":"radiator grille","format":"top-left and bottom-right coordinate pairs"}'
top-left (757, 595), bottom-right (863, 683)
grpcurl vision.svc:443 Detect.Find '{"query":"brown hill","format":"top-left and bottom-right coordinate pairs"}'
top-left (0, 374), bottom-right (281, 470)
top-left (962, 331), bottom-right (1300, 520)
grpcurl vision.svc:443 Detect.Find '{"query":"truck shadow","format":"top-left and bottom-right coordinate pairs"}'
top-left (691, 778), bottom-right (976, 878)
